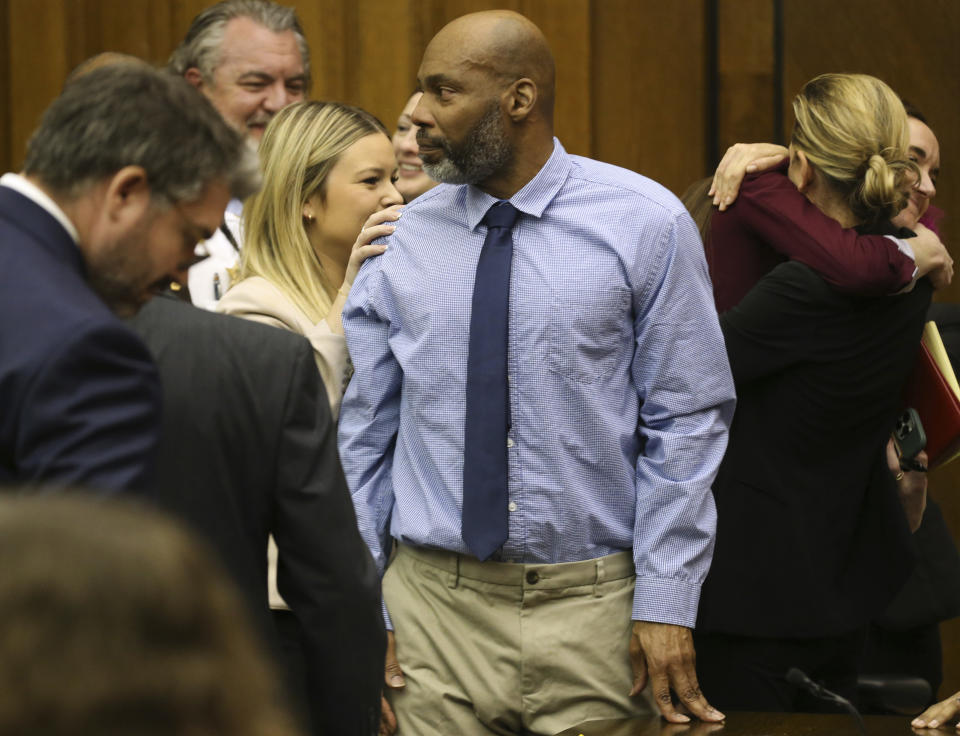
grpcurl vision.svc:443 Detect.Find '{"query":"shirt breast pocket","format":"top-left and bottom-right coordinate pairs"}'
top-left (547, 284), bottom-right (632, 384)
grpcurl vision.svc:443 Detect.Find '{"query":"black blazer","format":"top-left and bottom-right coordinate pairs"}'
top-left (130, 296), bottom-right (384, 736)
top-left (697, 261), bottom-right (932, 637)
top-left (0, 186), bottom-right (160, 492)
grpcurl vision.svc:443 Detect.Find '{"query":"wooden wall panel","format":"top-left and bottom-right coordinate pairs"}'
top-left (167, 0), bottom-right (217, 64)
top-left (296, 0), bottom-right (350, 103)
top-left (518, 0), bottom-right (591, 157)
top-left (2, 0), bottom-right (192, 170)
top-left (8, 0), bottom-right (70, 170)
top-left (716, 0), bottom-right (776, 153)
top-left (0, 0), bottom-right (697, 191)
top-left (0, 0), bottom-right (9, 173)
top-left (592, 0), bottom-right (706, 195)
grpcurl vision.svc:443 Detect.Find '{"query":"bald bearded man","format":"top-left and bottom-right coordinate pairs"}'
top-left (339, 11), bottom-right (735, 734)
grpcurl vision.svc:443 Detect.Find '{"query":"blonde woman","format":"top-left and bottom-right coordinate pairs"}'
top-left (693, 74), bottom-right (935, 711)
top-left (218, 101), bottom-right (402, 418)
top-left (217, 102), bottom-right (400, 723)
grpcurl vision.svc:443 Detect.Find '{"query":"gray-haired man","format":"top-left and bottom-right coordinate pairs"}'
top-left (169, 0), bottom-right (310, 143)
top-left (0, 63), bottom-right (258, 493)
top-left (169, 0), bottom-right (310, 308)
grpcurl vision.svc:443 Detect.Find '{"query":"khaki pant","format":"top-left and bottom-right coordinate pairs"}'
top-left (384, 545), bottom-right (655, 735)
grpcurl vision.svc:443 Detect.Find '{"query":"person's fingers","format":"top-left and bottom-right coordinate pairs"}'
top-left (669, 665), bottom-right (725, 723)
top-left (711, 144), bottom-right (752, 209)
top-left (932, 264), bottom-right (952, 291)
top-left (751, 154), bottom-right (785, 171)
top-left (356, 223), bottom-right (397, 247)
top-left (384, 631), bottom-right (405, 689)
top-left (711, 144), bottom-right (788, 210)
top-left (649, 670), bottom-right (690, 723)
top-left (379, 694), bottom-right (398, 736)
top-left (710, 146), bottom-right (738, 204)
top-left (351, 243), bottom-right (388, 266)
top-left (885, 437), bottom-right (901, 474)
top-left (629, 627), bottom-right (648, 696)
top-left (363, 204), bottom-right (405, 230)
top-left (912, 694), bottom-right (960, 729)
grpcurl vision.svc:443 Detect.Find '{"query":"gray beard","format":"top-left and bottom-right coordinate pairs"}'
top-left (421, 103), bottom-right (512, 186)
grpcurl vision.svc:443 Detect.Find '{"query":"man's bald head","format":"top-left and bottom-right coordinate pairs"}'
top-left (425, 10), bottom-right (555, 121)
top-left (413, 11), bottom-right (557, 197)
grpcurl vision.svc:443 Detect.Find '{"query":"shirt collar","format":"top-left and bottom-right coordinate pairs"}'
top-left (225, 197), bottom-right (243, 217)
top-left (464, 138), bottom-right (570, 231)
top-left (0, 172), bottom-right (80, 244)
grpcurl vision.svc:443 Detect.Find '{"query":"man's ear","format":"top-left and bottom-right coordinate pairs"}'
top-left (184, 67), bottom-right (204, 91)
top-left (505, 78), bottom-right (537, 122)
top-left (103, 165), bottom-right (152, 224)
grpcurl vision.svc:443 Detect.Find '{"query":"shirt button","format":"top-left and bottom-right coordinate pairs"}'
top-left (526, 570), bottom-right (539, 585)
top-left (507, 437), bottom-right (514, 448)
top-left (508, 501), bottom-right (517, 512)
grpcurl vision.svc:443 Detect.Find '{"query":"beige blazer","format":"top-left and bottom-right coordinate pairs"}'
top-left (217, 276), bottom-right (351, 611)
top-left (216, 276), bottom-right (350, 419)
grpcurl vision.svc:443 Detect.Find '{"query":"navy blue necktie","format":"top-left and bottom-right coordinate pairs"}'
top-left (462, 201), bottom-right (519, 560)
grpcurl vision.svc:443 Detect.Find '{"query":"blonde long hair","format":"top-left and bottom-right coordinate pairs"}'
top-left (791, 73), bottom-right (917, 227)
top-left (240, 101), bottom-right (388, 323)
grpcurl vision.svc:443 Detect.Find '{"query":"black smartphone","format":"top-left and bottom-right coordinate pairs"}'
top-left (893, 408), bottom-right (927, 471)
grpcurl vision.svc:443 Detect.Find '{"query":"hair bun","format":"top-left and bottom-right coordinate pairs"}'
top-left (856, 151), bottom-right (910, 224)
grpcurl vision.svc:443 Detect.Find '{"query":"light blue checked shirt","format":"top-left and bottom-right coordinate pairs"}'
top-left (338, 139), bottom-right (736, 628)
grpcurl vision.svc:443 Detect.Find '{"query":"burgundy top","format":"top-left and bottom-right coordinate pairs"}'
top-left (706, 165), bottom-right (916, 312)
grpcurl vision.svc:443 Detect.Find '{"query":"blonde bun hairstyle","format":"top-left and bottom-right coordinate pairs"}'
top-left (791, 73), bottom-right (918, 227)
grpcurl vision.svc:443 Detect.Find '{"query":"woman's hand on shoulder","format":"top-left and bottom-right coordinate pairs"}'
top-left (342, 204), bottom-right (404, 293)
top-left (710, 143), bottom-right (789, 211)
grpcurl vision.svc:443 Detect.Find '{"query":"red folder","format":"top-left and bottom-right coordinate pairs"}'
top-left (902, 321), bottom-right (960, 468)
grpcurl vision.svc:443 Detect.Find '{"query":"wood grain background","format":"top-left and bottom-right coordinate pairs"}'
top-left (1, 0), bottom-right (958, 700)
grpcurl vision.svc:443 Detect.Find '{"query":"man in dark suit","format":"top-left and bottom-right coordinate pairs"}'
top-left (0, 63), bottom-right (258, 492)
top-left (130, 295), bottom-right (384, 736)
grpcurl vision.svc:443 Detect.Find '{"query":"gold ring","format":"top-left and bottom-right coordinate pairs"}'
top-left (895, 471), bottom-right (904, 481)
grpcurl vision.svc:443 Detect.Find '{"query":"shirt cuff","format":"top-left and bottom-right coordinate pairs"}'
top-left (886, 235), bottom-right (919, 280)
top-left (632, 576), bottom-right (703, 628)
top-left (382, 598), bottom-right (393, 631)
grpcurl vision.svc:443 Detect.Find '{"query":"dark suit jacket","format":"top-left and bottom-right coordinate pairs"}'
top-left (0, 185), bottom-right (160, 491)
top-left (130, 296), bottom-right (384, 736)
top-left (697, 261), bottom-right (932, 637)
